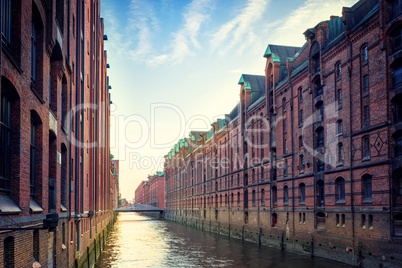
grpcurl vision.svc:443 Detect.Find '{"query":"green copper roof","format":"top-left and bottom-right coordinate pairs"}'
top-left (263, 45), bottom-right (281, 62)
top-left (238, 75), bottom-right (252, 89)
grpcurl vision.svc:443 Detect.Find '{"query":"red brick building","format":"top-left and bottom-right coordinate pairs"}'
top-left (0, 0), bottom-right (115, 267)
top-left (111, 159), bottom-right (120, 209)
top-left (135, 181), bottom-right (147, 205)
top-left (164, 0), bottom-right (402, 267)
top-left (134, 172), bottom-right (165, 208)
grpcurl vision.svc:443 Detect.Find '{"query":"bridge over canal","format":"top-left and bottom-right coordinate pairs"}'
top-left (115, 204), bottom-right (164, 218)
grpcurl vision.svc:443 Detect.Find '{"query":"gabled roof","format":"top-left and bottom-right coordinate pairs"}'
top-left (342, 0), bottom-right (379, 31)
top-left (238, 74), bottom-right (265, 91)
top-left (263, 44), bottom-right (301, 61)
top-left (228, 103), bottom-right (240, 120)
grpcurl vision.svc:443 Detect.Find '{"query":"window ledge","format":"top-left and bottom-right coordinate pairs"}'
top-left (0, 195), bottom-right (22, 214)
top-left (335, 199), bottom-right (346, 205)
top-left (362, 198), bottom-right (372, 204)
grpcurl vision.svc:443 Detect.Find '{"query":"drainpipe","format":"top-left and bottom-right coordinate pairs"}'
top-left (0, 0), bottom-right (3, 131)
top-left (347, 32), bottom-right (356, 264)
top-left (287, 59), bottom-right (296, 243)
top-left (80, 0), bottom-right (85, 216)
top-left (67, 0), bottom-right (72, 222)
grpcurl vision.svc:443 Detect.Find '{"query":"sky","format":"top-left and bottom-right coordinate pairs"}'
top-left (100, 0), bottom-right (358, 200)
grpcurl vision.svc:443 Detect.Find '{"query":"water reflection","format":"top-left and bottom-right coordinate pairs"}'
top-left (95, 213), bottom-right (349, 268)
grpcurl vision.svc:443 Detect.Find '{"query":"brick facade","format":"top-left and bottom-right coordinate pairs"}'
top-left (0, 0), bottom-right (115, 267)
top-left (164, 1), bottom-right (402, 267)
top-left (134, 172), bottom-right (165, 208)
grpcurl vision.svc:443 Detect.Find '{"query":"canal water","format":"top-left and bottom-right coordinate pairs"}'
top-left (95, 213), bottom-right (349, 268)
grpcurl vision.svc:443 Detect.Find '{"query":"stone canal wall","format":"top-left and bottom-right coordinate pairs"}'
top-left (74, 212), bottom-right (117, 268)
top-left (164, 209), bottom-right (402, 268)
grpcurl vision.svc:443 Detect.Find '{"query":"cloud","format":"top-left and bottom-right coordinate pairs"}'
top-left (210, 0), bottom-right (269, 57)
top-left (169, 0), bottom-right (213, 63)
top-left (267, 0), bottom-right (358, 46)
top-left (127, 0), bottom-right (159, 59)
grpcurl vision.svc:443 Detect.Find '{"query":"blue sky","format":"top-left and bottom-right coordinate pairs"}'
top-left (100, 0), bottom-right (357, 200)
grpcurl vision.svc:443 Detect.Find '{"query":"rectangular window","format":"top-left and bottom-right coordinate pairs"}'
top-left (341, 214), bottom-right (346, 227)
top-left (337, 89), bottom-right (342, 106)
top-left (317, 159), bottom-right (325, 172)
top-left (337, 143), bottom-right (344, 163)
top-left (284, 186), bottom-right (289, 205)
top-left (30, 122), bottom-right (36, 197)
top-left (31, 21), bottom-right (37, 83)
top-left (337, 120), bottom-right (343, 135)
top-left (363, 175), bottom-right (372, 201)
top-left (284, 159), bottom-right (288, 177)
top-left (299, 155), bottom-right (305, 172)
top-left (363, 136), bottom-right (370, 160)
top-left (363, 106), bottom-right (370, 127)
top-left (337, 179), bottom-right (345, 201)
top-left (363, 75), bottom-right (369, 93)
top-left (0, 92), bottom-right (12, 193)
top-left (299, 109), bottom-right (303, 124)
top-left (1, 0), bottom-right (12, 44)
top-left (283, 118), bottom-right (287, 133)
top-left (362, 46), bottom-right (368, 62)
top-left (299, 87), bottom-right (303, 103)
top-left (336, 63), bottom-right (342, 78)
top-left (299, 184), bottom-right (305, 203)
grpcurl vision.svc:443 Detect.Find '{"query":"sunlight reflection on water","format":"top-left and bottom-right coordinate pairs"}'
top-left (95, 213), bottom-right (349, 268)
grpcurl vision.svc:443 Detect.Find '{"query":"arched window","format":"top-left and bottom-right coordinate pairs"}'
top-left (335, 177), bottom-right (346, 203)
top-left (237, 192), bottom-right (240, 206)
top-left (252, 190), bottom-right (256, 206)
